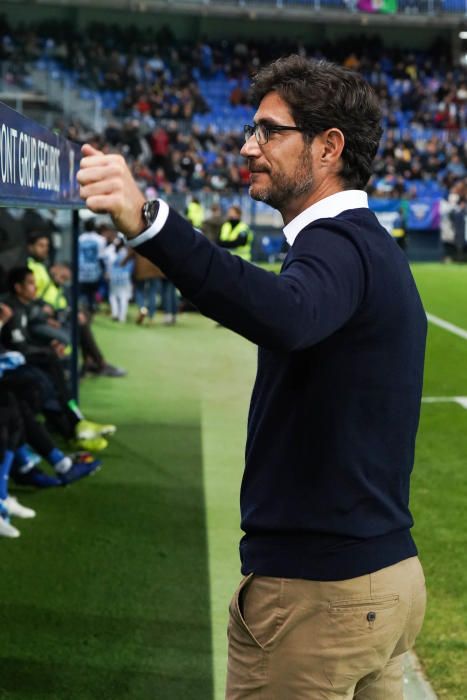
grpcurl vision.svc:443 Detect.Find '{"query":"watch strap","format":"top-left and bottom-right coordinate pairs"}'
top-left (142, 199), bottom-right (160, 229)
top-left (124, 199), bottom-right (170, 248)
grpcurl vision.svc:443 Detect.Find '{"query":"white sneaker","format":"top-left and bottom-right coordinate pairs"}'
top-left (0, 516), bottom-right (20, 538)
top-left (3, 496), bottom-right (36, 519)
top-left (76, 419), bottom-right (116, 439)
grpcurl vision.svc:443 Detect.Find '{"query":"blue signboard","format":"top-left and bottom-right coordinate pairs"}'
top-left (368, 198), bottom-right (402, 213)
top-left (406, 198), bottom-right (440, 230)
top-left (0, 101), bottom-right (83, 209)
top-left (369, 197), bottom-right (441, 231)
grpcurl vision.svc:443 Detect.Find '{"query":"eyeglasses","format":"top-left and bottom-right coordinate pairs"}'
top-left (244, 123), bottom-right (305, 145)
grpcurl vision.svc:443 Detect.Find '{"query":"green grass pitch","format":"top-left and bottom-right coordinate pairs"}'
top-left (1, 262), bottom-right (466, 699)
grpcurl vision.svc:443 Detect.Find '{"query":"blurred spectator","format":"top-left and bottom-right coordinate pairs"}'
top-left (150, 126), bottom-right (170, 170)
top-left (78, 216), bottom-right (106, 313)
top-left (186, 197), bottom-right (204, 229)
top-left (218, 205), bottom-right (254, 261)
top-left (203, 203), bottom-right (224, 242)
top-left (104, 238), bottom-right (134, 323)
top-left (391, 208), bottom-right (408, 251)
top-left (158, 271), bottom-right (179, 326)
top-left (450, 192), bottom-right (467, 261)
top-left (439, 182), bottom-right (466, 262)
top-left (131, 252), bottom-right (161, 326)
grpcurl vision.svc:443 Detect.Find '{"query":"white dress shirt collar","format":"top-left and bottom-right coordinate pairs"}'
top-left (283, 190), bottom-right (369, 247)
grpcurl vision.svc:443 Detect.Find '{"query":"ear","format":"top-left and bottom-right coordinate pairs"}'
top-left (318, 128), bottom-right (345, 169)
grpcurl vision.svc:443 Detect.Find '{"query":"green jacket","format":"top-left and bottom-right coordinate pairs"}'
top-left (186, 201), bottom-right (204, 229)
top-left (27, 257), bottom-right (67, 311)
top-left (219, 221), bottom-right (254, 261)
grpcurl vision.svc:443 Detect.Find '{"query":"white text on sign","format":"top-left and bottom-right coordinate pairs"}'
top-left (0, 123), bottom-right (61, 193)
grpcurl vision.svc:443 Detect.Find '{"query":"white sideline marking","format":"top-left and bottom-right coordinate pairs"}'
top-left (427, 313), bottom-right (467, 341)
top-left (425, 314), bottom-right (467, 410)
top-left (422, 397), bottom-right (467, 410)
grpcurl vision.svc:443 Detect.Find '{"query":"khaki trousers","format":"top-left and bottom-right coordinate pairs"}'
top-left (226, 556), bottom-right (426, 699)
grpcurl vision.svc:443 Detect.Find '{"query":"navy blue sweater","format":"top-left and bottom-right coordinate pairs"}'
top-left (135, 205), bottom-right (426, 581)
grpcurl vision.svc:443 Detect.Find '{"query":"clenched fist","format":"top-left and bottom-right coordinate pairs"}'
top-left (77, 144), bottom-right (146, 238)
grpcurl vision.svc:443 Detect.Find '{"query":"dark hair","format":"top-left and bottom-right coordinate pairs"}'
top-left (250, 55), bottom-right (383, 190)
top-left (97, 223), bottom-right (114, 233)
top-left (228, 205), bottom-right (242, 217)
top-left (7, 266), bottom-right (33, 293)
top-left (27, 230), bottom-right (49, 246)
top-left (84, 219), bottom-right (96, 232)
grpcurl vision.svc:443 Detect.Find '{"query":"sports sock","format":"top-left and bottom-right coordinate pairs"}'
top-left (47, 448), bottom-right (72, 474)
top-left (67, 399), bottom-right (84, 421)
top-left (0, 450), bottom-right (14, 500)
top-left (14, 445), bottom-right (33, 471)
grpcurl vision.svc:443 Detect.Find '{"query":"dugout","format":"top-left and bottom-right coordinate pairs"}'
top-left (0, 100), bottom-right (83, 399)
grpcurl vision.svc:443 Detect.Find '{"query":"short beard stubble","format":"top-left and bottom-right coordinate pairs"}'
top-left (249, 147), bottom-right (314, 212)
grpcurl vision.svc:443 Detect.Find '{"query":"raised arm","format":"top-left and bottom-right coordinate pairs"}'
top-left (78, 147), bottom-right (366, 351)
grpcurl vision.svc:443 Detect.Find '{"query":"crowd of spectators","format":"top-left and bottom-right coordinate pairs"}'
top-left (1, 18), bottom-right (466, 202)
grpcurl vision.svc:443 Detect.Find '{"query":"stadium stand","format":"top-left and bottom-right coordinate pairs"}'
top-left (2, 17), bottom-right (464, 261)
top-left (0, 4), bottom-right (465, 256)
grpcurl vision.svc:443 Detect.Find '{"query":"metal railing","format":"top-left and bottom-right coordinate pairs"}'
top-left (29, 65), bottom-right (104, 132)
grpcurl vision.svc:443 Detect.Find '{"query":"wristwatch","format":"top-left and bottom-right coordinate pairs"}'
top-left (142, 199), bottom-right (160, 230)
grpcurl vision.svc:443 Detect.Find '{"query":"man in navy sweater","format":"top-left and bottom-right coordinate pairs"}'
top-left (78, 55), bottom-right (427, 699)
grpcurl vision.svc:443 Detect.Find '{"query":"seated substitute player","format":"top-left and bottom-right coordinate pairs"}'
top-left (27, 231), bottom-right (126, 377)
top-left (0, 270), bottom-right (115, 451)
top-left (0, 302), bottom-right (102, 489)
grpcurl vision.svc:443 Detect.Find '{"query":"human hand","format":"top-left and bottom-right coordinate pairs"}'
top-left (77, 144), bottom-right (146, 238)
top-left (51, 339), bottom-right (66, 357)
top-left (0, 303), bottom-right (13, 324)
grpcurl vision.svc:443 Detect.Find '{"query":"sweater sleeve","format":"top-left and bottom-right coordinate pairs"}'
top-left (134, 206), bottom-right (367, 351)
top-left (218, 232), bottom-right (248, 249)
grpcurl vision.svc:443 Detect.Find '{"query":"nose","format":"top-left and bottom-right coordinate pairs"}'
top-left (240, 135), bottom-right (261, 158)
